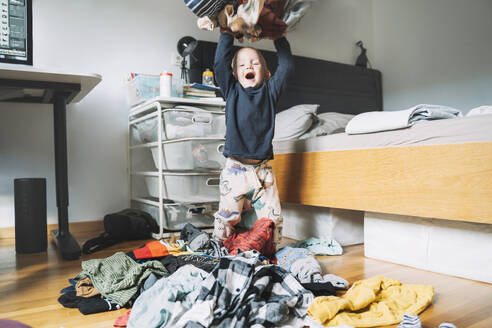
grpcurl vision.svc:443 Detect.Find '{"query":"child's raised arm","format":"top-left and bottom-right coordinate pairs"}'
top-left (214, 33), bottom-right (236, 98)
top-left (269, 37), bottom-right (295, 103)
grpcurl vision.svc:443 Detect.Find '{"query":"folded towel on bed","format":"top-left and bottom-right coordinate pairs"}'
top-left (345, 104), bottom-right (462, 135)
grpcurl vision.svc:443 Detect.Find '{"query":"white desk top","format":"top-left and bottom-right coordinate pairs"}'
top-left (0, 67), bottom-right (101, 103)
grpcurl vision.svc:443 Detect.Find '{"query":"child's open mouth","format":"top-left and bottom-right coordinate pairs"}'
top-left (245, 72), bottom-right (255, 80)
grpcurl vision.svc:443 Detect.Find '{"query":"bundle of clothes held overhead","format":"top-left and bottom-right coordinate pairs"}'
top-left (184, 0), bottom-right (318, 42)
top-left (57, 222), bottom-right (443, 328)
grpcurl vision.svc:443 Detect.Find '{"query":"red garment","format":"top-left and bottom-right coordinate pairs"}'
top-left (131, 241), bottom-right (170, 259)
top-left (223, 218), bottom-right (276, 258)
top-left (129, 240), bottom-right (182, 259)
top-left (258, 0), bottom-right (287, 40)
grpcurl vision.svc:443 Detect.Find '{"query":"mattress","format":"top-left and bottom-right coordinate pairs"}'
top-left (273, 114), bottom-right (492, 154)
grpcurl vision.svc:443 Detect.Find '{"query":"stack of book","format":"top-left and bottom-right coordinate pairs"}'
top-left (183, 83), bottom-right (222, 99)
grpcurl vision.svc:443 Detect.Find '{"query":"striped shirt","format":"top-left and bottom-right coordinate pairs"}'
top-left (184, 0), bottom-right (227, 18)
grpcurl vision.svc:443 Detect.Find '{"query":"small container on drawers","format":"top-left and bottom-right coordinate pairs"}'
top-left (150, 138), bottom-right (225, 170)
top-left (132, 107), bottom-right (225, 143)
top-left (126, 74), bottom-right (160, 107)
top-left (132, 200), bottom-right (216, 231)
top-left (144, 171), bottom-right (220, 203)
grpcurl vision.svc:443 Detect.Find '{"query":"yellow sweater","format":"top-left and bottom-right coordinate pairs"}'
top-left (307, 275), bottom-right (434, 327)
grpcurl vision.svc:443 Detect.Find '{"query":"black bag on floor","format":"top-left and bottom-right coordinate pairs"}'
top-left (82, 209), bottom-right (159, 254)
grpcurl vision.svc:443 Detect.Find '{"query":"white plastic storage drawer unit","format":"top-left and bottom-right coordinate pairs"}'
top-left (144, 171), bottom-right (220, 203)
top-left (132, 106), bottom-right (225, 142)
top-left (150, 138), bottom-right (225, 170)
top-left (128, 97), bottom-right (226, 239)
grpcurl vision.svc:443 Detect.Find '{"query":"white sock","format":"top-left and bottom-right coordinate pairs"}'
top-left (397, 313), bottom-right (422, 328)
top-left (438, 323), bottom-right (457, 328)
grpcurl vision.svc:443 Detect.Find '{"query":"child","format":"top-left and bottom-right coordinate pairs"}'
top-left (212, 31), bottom-right (294, 252)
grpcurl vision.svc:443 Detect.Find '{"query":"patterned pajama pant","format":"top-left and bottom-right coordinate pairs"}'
top-left (213, 157), bottom-right (283, 247)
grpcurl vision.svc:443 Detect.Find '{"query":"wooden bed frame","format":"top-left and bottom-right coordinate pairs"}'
top-left (193, 39), bottom-right (492, 225)
top-left (271, 142), bottom-right (492, 224)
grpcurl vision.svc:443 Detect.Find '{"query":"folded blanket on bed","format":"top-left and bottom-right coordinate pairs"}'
top-left (345, 104), bottom-right (462, 135)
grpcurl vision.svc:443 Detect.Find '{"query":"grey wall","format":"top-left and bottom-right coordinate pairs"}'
top-left (372, 0), bottom-right (492, 112)
top-left (0, 0), bottom-right (372, 227)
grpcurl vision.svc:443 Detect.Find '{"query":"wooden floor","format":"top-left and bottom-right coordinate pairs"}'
top-left (1, 232), bottom-right (492, 328)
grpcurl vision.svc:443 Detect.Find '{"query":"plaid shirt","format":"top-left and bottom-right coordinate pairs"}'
top-left (177, 251), bottom-right (314, 327)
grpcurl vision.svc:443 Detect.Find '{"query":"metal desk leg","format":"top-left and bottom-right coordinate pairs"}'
top-left (51, 92), bottom-right (81, 260)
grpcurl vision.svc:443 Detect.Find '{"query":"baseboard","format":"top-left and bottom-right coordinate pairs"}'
top-left (0, 220), bottom-right (104, 240)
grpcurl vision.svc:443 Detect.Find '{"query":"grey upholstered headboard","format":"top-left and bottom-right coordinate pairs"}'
top-left (189, 40), bottom-right (382, 115)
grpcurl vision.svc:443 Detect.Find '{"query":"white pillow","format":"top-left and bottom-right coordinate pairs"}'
top-left (466, 105), bottom-right (492, 116)
top-left (299, 112), bottom-right (354, 139)
top-left (274, 104), bottom-right (319, 140)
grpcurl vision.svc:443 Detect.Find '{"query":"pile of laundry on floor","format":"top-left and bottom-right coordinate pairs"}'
top-left (55, 222), bottom-right (457, 328)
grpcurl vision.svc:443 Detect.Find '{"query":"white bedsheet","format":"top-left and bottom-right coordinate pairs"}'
top-left (274, 113), bottom-right (492, 154)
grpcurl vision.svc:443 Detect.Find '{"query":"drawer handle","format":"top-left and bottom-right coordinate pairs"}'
top-left (217, 144), bottom-right (225, 153)
top-left (185, 203), bottom-right (212, 217)
top-left (192, 115), bottom-right (212, 125)
top-left (187, 206), bottom-right (206, 216)
top-left (206, 178), bottom-right (220, 186)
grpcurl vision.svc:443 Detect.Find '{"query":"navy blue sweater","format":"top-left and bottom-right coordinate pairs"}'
top-left (214, 33), bottom-right (294, 160)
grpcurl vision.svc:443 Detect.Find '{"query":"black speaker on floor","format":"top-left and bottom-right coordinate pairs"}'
top-left (14, 178), bottom-right (47, 253)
